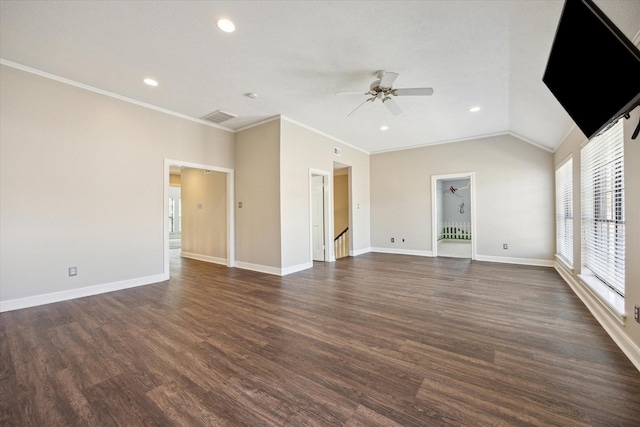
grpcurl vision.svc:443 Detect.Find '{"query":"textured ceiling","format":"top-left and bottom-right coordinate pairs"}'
top-left (1, 1), bottom-right (639, 153)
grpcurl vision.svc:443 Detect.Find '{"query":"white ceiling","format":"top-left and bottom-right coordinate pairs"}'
top-left (2, 1), bottom-right (639, 154)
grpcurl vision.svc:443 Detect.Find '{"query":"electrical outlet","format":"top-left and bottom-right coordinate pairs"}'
top-left (69, 267), bottom-right (77, 276)
top-left (634, 305), bottom-right (640, 323)
top-left (503, 244), bottom-right (508, 250)
top-left (391, 238), bottom-right (395, 243)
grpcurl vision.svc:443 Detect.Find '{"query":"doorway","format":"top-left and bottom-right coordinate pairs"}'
top-left (309, 169), bottom-right (331, 262)
top-left (333, 162), bottom-right (351, 259)
top-left (431, 172), bottom-right (476, 259)
top-left (164, 159), bottom-right (235, 277)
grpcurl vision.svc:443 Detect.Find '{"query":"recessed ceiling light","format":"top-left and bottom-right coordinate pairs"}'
top-left (469, 106), bottom-right (481, 112)
top-left (217, 18), bottom-right (235, 33)
top-left (143, 78), bottom-right (158, 87)
top-left (380, 126), bottom-right (389, 131)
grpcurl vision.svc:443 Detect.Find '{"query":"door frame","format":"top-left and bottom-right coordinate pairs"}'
top-left (431, 172), bottom-right (476, 259)
top-left (164, 159), bottom-right (235, 277)
top-left (309, 168), bottom-right (333, 262)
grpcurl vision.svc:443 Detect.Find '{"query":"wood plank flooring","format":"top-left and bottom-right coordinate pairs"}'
top-left (1, 252), bottom-right (640, 426)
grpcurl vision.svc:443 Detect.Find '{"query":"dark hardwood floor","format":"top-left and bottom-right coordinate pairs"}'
top-left (1, 251), bottom-right (639, 426)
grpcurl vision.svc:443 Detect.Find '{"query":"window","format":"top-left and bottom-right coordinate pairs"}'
top-left (555, 158), bottom-right (573, 267)
top-left (581, 118), bottom-right (625, 302)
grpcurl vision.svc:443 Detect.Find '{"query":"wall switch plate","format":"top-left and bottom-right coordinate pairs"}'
top-left (634, 305), bottom-right (640, 323)
top-left (503, 244), bottom-right (508, 249)
top-left (238, 201), bottom-right (242, 208)
top-left (69, 267), bottom-right (77, 276)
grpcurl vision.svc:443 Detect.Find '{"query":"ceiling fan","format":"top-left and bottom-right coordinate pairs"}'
top-left (336, 70), bottom-right (434, 117)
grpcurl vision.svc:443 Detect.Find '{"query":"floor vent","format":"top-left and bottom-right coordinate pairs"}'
top-left (201, 110), bottom-right (237, 123)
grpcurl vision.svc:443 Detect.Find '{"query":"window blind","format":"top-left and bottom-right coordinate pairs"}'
top-left (581, 118), bottom-right (625, 296)
top-left (555, 158), bottom-right (573, 266)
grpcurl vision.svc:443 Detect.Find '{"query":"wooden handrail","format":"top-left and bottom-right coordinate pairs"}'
top-left (334, 227), bottom-right (349, 242)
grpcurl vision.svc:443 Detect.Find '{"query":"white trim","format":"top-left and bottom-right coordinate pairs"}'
top-left (309, 168), bottom-right (334, 263)
top-left (0, 59), bottom-right (233, 132)
top-left (371, 131), bottom-right (554, 154)
top-left (555, 254), bottom-right (574, 273)
top-left (282, 262), bottom-right (313, 275)
top-left (371, 247), bottom-right (433, 257)
top-left (0, 274), bottom-right (168, 313)
top-left (431, 172), bottom-right (477, 260)
top-left (181, 252), bottom-right (227, 266)
top-left (164, 159), bottom-right (235, 277)
top-left (555, 261), bottom-right (640, 372)
top-left (234, 261), bottom-right (283, 276)
top-left (350, 247), bottom-right (371, 256)
top-left (475, 255), bottom-right (554, 267)
top-left (281, 115), bottom-right (370, 154)
top-left (234, 115), bottom-right (281, 132)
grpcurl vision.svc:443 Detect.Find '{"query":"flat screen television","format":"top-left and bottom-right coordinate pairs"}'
top-left (543, 0), bottom-right (640, 139)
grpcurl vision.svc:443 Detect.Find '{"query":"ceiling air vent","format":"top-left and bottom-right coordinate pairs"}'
top-left (201, 110), bottom-right (237, 124)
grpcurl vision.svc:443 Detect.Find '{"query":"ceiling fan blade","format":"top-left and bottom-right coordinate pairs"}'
top-left (383, 97), bottom-right (403, 116)
top-left (378, 71), bottom-right (399, 88)
top-left (335, 91), bottom-right (367, 96)
top-left (347, 99), bottom-right (372, 117)
top-left (393, 87), bottom-right (434, 96)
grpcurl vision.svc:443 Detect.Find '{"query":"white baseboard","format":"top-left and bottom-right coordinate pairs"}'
top-left (234, 261), bottom-right (283, 276)
top-left (350, 247), bottom-right (371, 256)
top-left (281, 262), bottom-right (313, 275)
top-left (181, 252), bottom-right (227, 266)
top-left (371, 247), bottom-right (433, 257)
top-left (555, 262), bottom-right (640, 372)
top-left (475, 255), bottom-right (554, 267)
top-left (0, 273), bottom-right (169, 313)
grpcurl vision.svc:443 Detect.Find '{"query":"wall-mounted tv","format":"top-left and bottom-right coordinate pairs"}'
top-left (543, 0), bottom-right (640, 139)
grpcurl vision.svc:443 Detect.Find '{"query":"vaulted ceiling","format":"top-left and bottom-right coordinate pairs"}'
top-left (2, 1), bottom-right (639, 153)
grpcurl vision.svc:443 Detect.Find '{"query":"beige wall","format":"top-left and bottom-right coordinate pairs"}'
top-left (0, 65), bottom-right (234, 304)
top-left (234, 119), bottom-right (282, 270)
top-left (333, 172), bottom-right (349, 238)
top-left (280, 118), bottom-right (370, 268)
top-left (371, 134), bottom-right (555, 262)
top-left (181, 168), bottom-right (227, 261)
top-left (554, 107), bottom-right (640, 355)
top-left (169, 173), bottom-right (181, 187)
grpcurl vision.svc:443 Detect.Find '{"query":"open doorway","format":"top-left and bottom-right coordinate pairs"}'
top-left (333, 162), bottom-right (351, 259)
top-left (168, 166), bottom-right (182, 250)
top-left (164, 159), bottom-right (235, 277)
top-left (431, 172), bottom-right (476, 259)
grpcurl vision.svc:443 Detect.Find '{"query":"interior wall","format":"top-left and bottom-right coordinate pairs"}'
top-left (180, 168), bottom-right (227, 262)
top-left (234, 119), bottom-right (282, 270)
top-left (370, 134), bottom-right (554, 262)
top-left (554, 106), bottom-right (640, 354)
top-left (169, 173), bottom-right (181, 186)
top-left (333, 172), bottom-right (349, 238)
top-left (0, 65), bottom-right (234, 305)
top-left (441, 179), bottom-right (471, 224)
top-left (280, 117), bottom-right (371, 269)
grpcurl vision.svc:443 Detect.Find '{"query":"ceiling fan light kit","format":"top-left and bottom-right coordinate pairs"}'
top-left (337, 70), bottom-right (434, 117)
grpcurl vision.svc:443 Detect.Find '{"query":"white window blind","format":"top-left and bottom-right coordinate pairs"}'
top-left (581, 118), bottom-right (625, 296)
top-left (555, 158), bottom-right (573, 267)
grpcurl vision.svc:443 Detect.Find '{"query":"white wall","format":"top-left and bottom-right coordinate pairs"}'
top-left (441, 179), bottom-right (471, 224)
top-left (371, 134), bottom-right (554, 263)
top-left (0, 65), bottom-right (234, 309)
